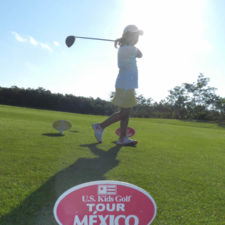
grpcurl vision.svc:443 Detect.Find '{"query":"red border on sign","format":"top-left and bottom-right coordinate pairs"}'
top-left (54, 180), bottom-right (157, 225)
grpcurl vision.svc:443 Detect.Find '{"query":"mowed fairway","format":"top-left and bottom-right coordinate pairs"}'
top-left (0, 104), bottom-right (225, 225)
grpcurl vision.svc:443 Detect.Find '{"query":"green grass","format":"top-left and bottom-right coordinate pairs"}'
top-left (0, 104), bottom-right (225, 225)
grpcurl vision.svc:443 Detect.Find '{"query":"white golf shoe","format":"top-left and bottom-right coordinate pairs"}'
top-left (117, 137), bottom-right (137, 146)
top-left (92, 123), bottom-right (104, 143)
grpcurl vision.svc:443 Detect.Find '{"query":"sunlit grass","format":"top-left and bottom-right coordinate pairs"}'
top-left (0, 105), bottom-right (224, 225)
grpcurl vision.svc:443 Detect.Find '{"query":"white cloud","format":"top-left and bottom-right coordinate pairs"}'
top-left (11, 31), bottom-right (26, 42)
top-left (53, 41), bottom-right (60, 47)
top-left (40, 43), bottom-right (53, 52)
top-left (29, 36), bottom-right (38, 46)
top-left (11, 31), bottom-right (54, 53)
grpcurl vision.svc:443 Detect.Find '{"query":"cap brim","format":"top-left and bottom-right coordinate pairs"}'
top-left (128, 30), bottom-right (144, 35)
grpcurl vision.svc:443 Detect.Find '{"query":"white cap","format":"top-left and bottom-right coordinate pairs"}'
top-left (123, 25), bottom-right (143, 35)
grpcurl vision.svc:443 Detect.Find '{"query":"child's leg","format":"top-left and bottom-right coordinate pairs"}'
top-left (120, 108), bottom-right (131, 139)
top-left (100, 108), bottom-right (131, 129)
top-left (93, 108), bottom-right (130, 143)
top-left (100, 111), bottom-right (122, 129)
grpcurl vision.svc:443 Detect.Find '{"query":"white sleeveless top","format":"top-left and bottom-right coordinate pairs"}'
top-left (115, 45), bottom-right (138, 90)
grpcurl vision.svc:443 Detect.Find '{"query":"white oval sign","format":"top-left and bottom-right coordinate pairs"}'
top-left (53, 120), bottom-right (72, 133)
top-left (54, 180), bottom-right (157, 225)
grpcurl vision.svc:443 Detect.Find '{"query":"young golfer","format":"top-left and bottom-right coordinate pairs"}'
top-left (92, 25), bottom-right (143, 145)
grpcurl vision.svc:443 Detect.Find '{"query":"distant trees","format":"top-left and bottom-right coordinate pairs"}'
top-left (132, 73), bottom-right (224, 121)
top-left (0, 73), bottom-right (224, 122)
top-left (215, 98), bottom-right (225, 114)
top-left (215, 97), bottom-right (225, 121)
top-left (166, 73), bottom-right (220, 120)
top-left (0, 86), bottom-right (116, 115)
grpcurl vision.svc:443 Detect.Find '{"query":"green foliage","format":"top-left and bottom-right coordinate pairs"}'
top-left (165, 73), bottom-right (223, 121)
top-left (0, 74), bottom-right (224, 121)
top-left (0, 86), bottom-right (116, 116)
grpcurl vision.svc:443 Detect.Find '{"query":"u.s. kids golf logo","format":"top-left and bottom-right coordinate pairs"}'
top-left (54, 180), bottom-right (157, 225)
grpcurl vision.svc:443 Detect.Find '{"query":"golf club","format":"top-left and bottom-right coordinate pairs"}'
top-left (65, 35), bottom-right (115, 47)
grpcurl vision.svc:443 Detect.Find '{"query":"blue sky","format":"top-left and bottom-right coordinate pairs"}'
top-left (0, 0), bottom-right (225, 101)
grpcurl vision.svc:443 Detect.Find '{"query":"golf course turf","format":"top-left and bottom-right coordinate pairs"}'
top-left (0, 104), bottom-right (224, 225)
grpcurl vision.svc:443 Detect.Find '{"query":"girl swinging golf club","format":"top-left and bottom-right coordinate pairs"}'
top-left (92, 25), bottom-right (143, 145)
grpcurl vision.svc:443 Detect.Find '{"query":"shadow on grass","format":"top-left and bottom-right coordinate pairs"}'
top-left (42, 133), bottom-right (64, 137)
top-left (218, 121), bottom-right (225, 128)
top-left (69, 130), bottom-right (79, 133)
top-left (0, 143), bottom-right (122, 225)
top-left (178, 119), bottom-right (225, 129)
top-left (112, 141), bottom-right (137, 148)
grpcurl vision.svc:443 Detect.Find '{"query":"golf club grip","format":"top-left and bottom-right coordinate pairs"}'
top-left (75, 36), bottom-right (115, 42)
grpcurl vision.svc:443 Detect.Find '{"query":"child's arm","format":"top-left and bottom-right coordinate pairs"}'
top-left (136, 48), bottom-right (143, 58)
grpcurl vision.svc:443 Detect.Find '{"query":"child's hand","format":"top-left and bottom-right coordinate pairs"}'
top-left (136, 48), bottom-right (143, 58)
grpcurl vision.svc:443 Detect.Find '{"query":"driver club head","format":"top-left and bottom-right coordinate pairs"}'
top-left (65, 36), bottom-right (76, 47)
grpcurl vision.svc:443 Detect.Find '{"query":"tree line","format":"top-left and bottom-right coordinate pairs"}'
top-left (132, 74), bottom-right (224, 122)
top-left (0, 74), bottom-right (224, 122)
top-left (0, 86), bottom-right (115, 115)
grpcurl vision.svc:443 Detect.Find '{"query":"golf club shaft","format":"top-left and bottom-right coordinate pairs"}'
top-left (75, 36), bottom-right (115, 42)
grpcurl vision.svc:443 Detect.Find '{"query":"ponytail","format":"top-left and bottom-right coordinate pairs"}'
top-left (114, 32), bottom-right (133, 48)
top-left (114, 37), bottom-right (124, 48)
